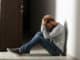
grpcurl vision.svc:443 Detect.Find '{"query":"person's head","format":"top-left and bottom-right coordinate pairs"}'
top-left (42, 15), bottom-right (57, 29)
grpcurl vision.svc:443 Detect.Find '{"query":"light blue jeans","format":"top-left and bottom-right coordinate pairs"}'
top-left (19, 32), bottom-right (62, 55)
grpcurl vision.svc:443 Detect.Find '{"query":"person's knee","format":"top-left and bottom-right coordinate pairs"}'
top-left (36, 32), bottom-right (43, 36)
top-left (37, 32), bottom-right (43, 35)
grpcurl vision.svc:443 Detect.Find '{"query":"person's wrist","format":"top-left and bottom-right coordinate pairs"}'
top-left (42, 23), bottom-right (46, 26)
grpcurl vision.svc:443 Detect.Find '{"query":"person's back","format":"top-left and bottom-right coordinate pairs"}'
top-left (50, 24), bottom-right (65, 52)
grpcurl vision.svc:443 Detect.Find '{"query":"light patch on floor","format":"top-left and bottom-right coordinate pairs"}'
top-left (0, 49), bottom-right (77, 60)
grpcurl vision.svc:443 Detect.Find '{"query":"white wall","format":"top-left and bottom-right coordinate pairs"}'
top-left (56, 0), bottom-right (77, 57)
top-left (74, 0), bottom-right (80, 59)
top-left (56, 0), bottom-right (65, 25)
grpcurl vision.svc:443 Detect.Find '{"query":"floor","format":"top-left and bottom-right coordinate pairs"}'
top-left (0, 48), bottom-right (78, 60)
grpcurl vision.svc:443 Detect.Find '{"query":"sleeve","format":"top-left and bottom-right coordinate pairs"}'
top-left (41, 24), bottom-right (50, 39)
top-left (49, 25), bottom-right (64, 38)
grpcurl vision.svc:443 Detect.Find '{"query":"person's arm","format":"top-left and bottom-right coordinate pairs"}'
top-left (41, 20), bottom-right (50, 39)
top-left (49, 24), bottom-right (64, 38)
top-left (41, 24), bottom-right (50, 39)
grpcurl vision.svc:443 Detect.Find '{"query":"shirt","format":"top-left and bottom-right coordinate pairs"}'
top-left (41, 23), bottom-right (65, 52)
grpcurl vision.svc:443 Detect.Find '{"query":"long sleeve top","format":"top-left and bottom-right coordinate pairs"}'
top-left (41, 23), bottom-right (65, 52)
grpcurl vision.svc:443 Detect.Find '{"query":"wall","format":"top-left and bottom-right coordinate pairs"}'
top-left (75, 0), bottom-right (80, 59)
top-left (56, 0), bottom-right (77, 57)
top-left (29, 0), bottom-right (56, 36)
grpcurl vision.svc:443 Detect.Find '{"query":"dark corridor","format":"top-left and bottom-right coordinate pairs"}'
top-left (23, 0), bottom-right (56, 41)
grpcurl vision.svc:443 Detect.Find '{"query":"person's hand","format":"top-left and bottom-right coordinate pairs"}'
top-left (42, 19), bottom-right (47, 25)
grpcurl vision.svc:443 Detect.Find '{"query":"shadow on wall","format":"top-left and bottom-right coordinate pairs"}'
top-left (0, 0), bottom-right (1, 19)
top-left (62, 21), bottom-right (68, 56)
top-left (23, 0), bottom-right (56, 39)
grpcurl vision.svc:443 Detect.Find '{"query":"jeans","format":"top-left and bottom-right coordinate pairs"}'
top-left (19, 32), bottom-right (62, 56)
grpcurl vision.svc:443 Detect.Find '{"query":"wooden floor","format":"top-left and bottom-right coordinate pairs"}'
top-left (0, 48), bottom-right (78, 60)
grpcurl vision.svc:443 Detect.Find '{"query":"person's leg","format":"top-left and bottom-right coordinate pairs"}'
top-left (39, 38), bottom-right (62, 55)
top-left (19, 32), bottom-right (62, 55)
top-left (18, 32), bottom-right (43, 53)
top-left (29, 32), bottom-right (62, 55)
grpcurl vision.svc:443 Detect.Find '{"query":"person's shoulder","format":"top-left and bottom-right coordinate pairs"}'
top-left (57, 23), bottom-right (64, 27)
top-left (57, 23), bottom-right (65, 31)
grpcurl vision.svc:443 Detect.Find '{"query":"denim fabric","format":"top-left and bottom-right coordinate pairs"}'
top-left (19, 32), bottom-right (62, 55)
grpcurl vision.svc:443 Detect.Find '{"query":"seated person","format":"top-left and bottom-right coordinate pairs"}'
top-left (10, 15), bottom-right (65, 56)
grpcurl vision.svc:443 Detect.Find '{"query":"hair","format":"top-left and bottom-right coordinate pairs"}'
top-left (42, 15), bottom-right (55, 23)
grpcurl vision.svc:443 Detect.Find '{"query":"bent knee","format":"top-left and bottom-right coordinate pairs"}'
top-left (36, 32), bottom-right (43, 36)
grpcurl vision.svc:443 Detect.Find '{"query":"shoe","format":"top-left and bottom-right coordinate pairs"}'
top-left (8, 48), bottom-right (30, 55)
top-left (8, 48), bottom-right (23, 55)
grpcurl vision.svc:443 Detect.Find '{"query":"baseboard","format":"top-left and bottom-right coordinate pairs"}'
top-left (67, 54), bottom-right (78, 60)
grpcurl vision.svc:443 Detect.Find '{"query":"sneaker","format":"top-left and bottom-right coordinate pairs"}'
top-left (8, 48), bottom-right (30, 55)
top-left (8, 48), bottom-right (23, 55)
